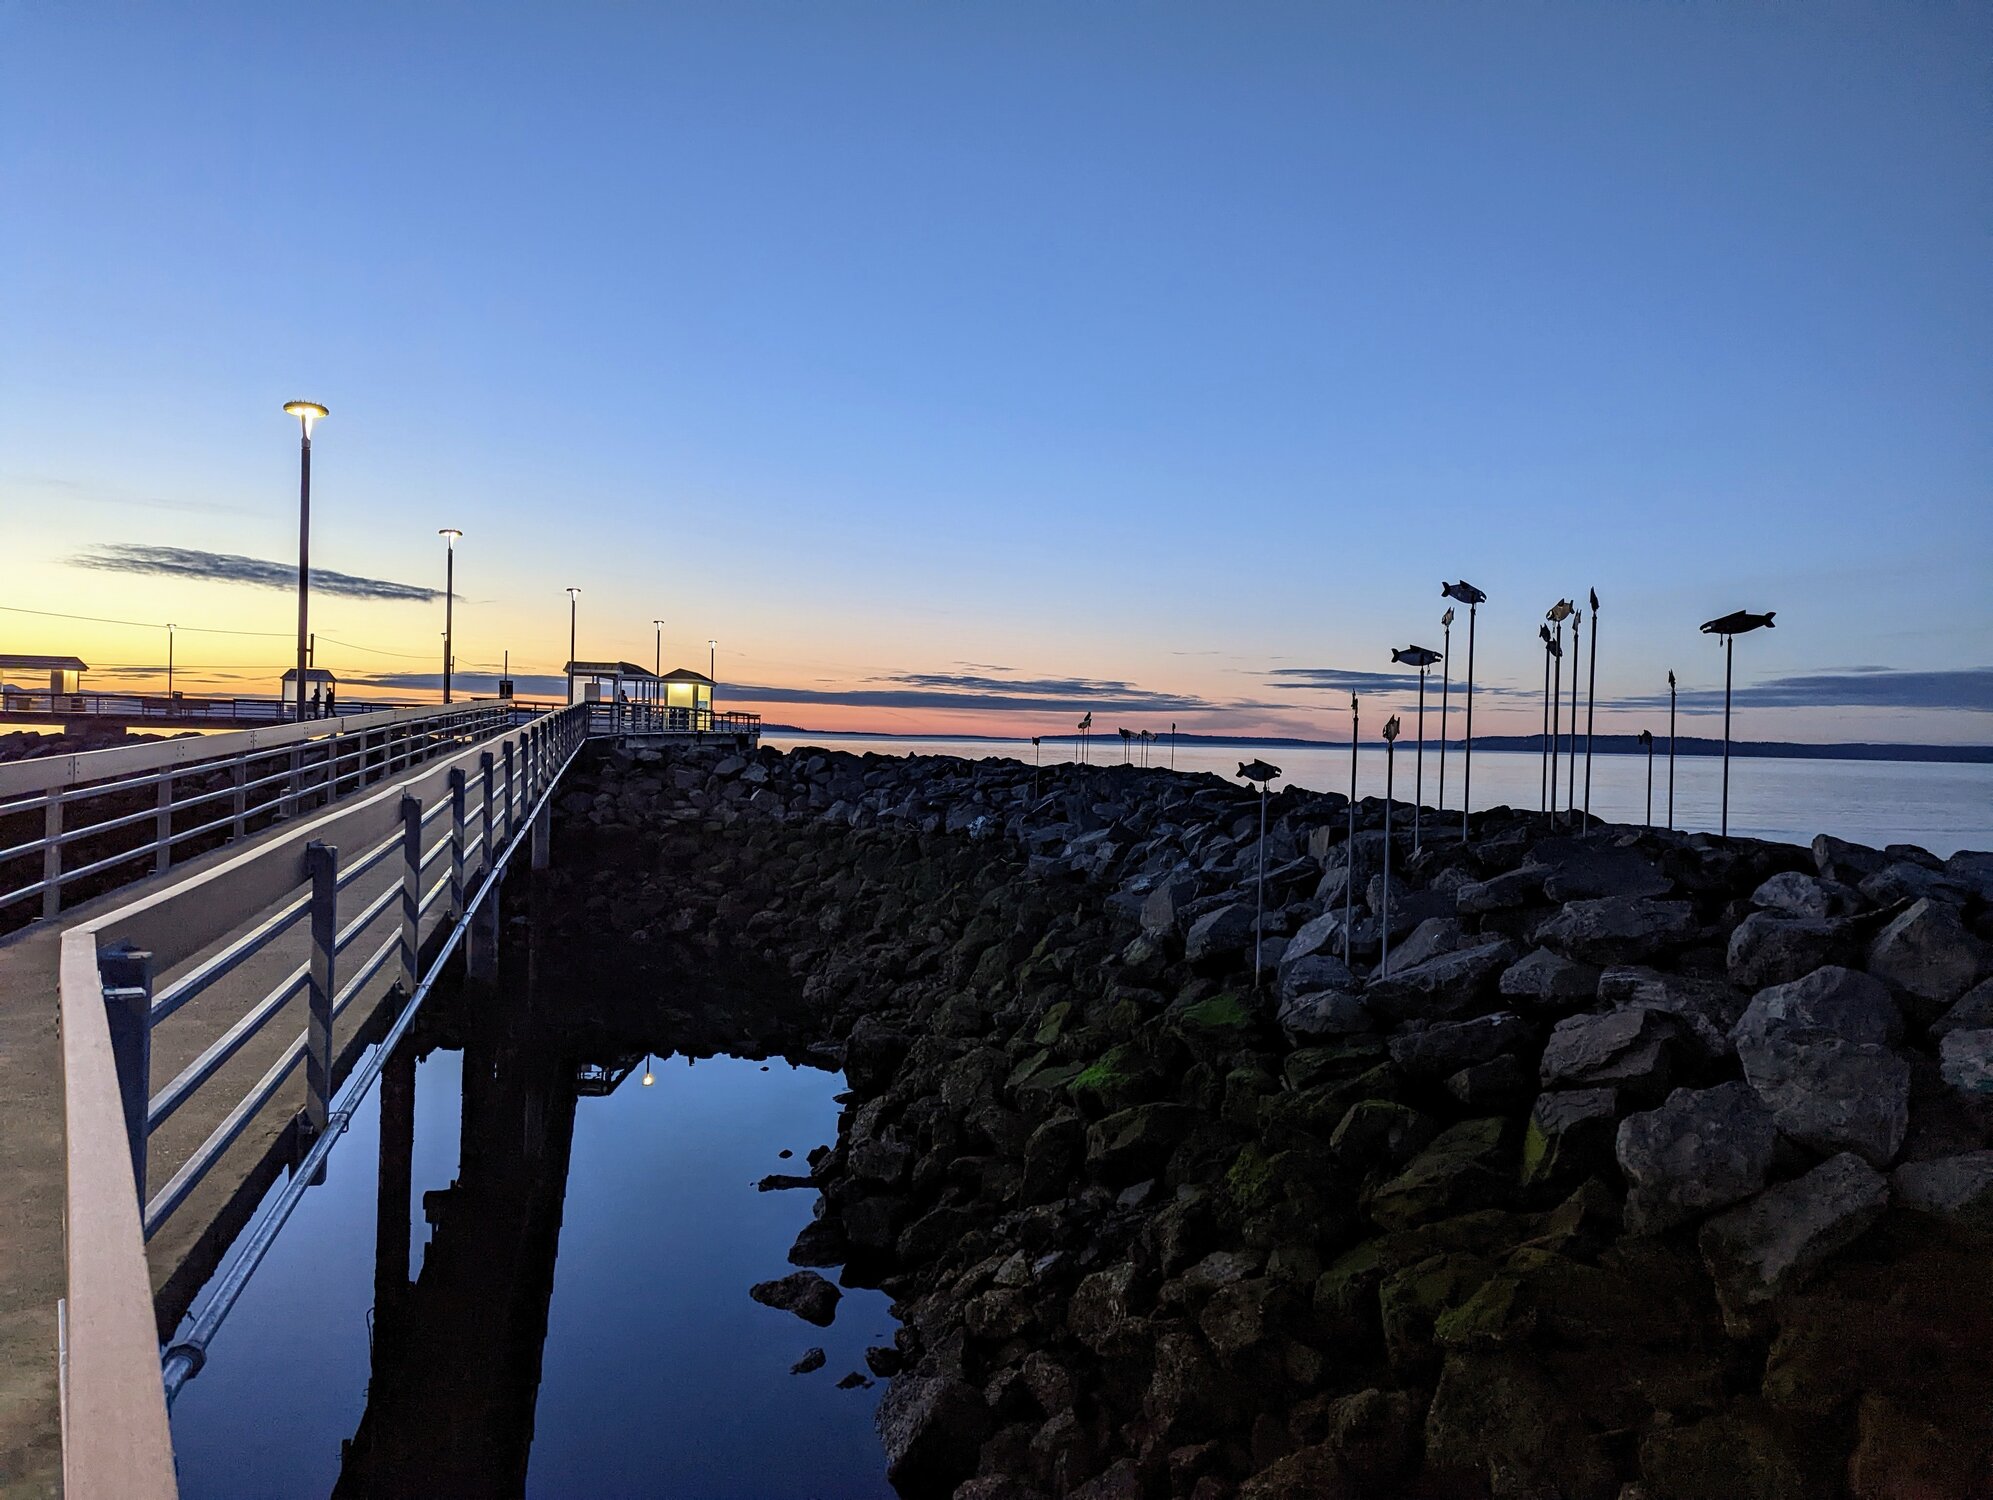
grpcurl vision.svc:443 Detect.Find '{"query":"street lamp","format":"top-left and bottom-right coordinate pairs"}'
top-left (166, 623), bottom-right (176, 699)
top-left (653, 619), bottom-right (665, 678)
top-left (566, 587), bottom-right (581, 706)
top-left (283, 400), bottom-right (328, 721)
top-left (708, 638), bottom-right (717, 683)
top-left (438, 529), bottom-right (462, 704)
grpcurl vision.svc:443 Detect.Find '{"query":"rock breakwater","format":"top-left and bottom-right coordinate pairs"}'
top-left (544, 742), bottom-right (1993, 1499)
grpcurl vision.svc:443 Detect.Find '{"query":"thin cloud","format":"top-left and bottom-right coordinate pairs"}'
top-left (1267, 666), bottom-right (1526, 697)
top-left (739, 675), bottom-right (1222, 714)
top-left (1613, 667), bottom-right (1993, 714)
top-left (71, 544), bottom-right (440, 603)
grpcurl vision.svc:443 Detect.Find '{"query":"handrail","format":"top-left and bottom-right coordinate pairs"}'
top-left (2, 700), bottom-right (540, 923)
top-left (56, 701), bottom-right (592, 1496)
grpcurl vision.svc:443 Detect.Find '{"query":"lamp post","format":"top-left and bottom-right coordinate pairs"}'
top-left (1667, 670), bottom-right (1678, 830)
top-left (1437, 608), bottom-right (1454, 814)
top-left (1698, 609), bottom-right (1776, 837)
top-left (566, 587), bottom-right (581, 706)
top-left (653, 620), bottom-right (665, 677)
top-left (1442, 581), bottom-right (1486, 840)
top-left (283, 401), bottom-right (328, 721)
top-left (1583, 588), bottom-right (1599, 828)
top-left (438, 530), bottom-right (462, 704)
top-left (1640, 728), bottom-right (1654, 827)
top-left (166, 623), bottom-right (176, 699)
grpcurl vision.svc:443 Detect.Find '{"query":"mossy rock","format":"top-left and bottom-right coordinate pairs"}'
top-left (1380, 1250), bottom-right (1498, 1372)
top-left (1032, 1000), bottom-right (1074, 1047)
top-left (1364, 1118), bottom-right (1514, 1232)
top-left (1068, 1042), bottom-right (1160, 1114)
top-left (1225, 1143), bottom-right (1280, 1216)
top-left (1170, 991), bottom-right (1256, 1039)
top-left (1282, 1040), bottom-right (1388, 1092)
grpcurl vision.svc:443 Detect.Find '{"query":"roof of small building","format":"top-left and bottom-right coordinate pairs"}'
top-left (565, 660), bottom-right (654, 678)
top-left (279, 668), bottom-right (340, 684)
top-left (0, 654), bottom-right (88, 671)
top-left (658, 667), bottom-right (715, 685)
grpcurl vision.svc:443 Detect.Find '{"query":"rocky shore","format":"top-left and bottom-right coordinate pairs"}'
top-left (543, 742), bottom-right (1993, 1500)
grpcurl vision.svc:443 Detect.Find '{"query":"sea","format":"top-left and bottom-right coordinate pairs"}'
top-left (764, 736), bottom-right (1992, 860)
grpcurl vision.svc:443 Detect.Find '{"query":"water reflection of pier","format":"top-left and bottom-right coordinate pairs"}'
top-left (335, 974), bottom-right (582, 1498)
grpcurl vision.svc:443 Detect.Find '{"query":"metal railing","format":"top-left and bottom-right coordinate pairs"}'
top-left (0, 689), bottom-right (446, 725)
top-left (587, 702), bottom-right (762, 738)
top-left (56, 703), bottom-right (590, 1498)
top-left (0, 700), bottom-right (538, 926)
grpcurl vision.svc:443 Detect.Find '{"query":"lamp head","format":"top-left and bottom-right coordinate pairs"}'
top-left (283, 400), bottom-right (329, 436)
top-left (439, 528), bottom-right (462, 543)
top-left (567, 586), bottom-right (581, 601)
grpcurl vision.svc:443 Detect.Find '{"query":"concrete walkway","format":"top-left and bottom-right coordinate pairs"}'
top-left (0, 771), bottom-right (492, 1496)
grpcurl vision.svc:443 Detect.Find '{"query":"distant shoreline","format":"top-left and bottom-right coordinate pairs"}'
top-left (761, 725), bottom-right (1993, 765)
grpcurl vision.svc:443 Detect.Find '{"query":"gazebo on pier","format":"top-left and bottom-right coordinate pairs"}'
top-left (562, 660), bottom-right (756, 744)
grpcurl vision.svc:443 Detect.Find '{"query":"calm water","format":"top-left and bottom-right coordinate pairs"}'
top-left (767, 736), bottom-right (1992, 859)
top-left (170, 1037), bottom-right (895, 1498)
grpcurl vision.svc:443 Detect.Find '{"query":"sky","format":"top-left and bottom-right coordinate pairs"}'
top-left (2, 3), bottom-right (1989, 743)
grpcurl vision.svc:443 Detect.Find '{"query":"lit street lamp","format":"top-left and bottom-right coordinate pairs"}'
top-left (653, 619), bottom-right (666, 677)
top-left (708, 638), bottom-right (717, 683)
top-left (566, 587), bottom-right (581, 706)
top-left (283, 400), bottom-right (328, 721)
top-left (438, 529), bottom-right (462, 704)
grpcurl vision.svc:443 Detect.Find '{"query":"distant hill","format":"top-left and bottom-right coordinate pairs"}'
top-left (758, 724), bottom-right (1993, 765)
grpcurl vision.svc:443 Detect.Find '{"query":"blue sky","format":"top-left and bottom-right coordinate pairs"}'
top-left (2, 3), bottom-right (1988, 740)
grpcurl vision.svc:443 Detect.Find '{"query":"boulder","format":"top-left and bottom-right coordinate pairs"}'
top-left (1538, 1008), bottom-right (1686, 1101)
top-left (1276, 988), bottom-right (1371, 1042)
top-left (1278, 908), bottom-right (1344, 971)
top-left (1945, 847), bottom-right (1993, 901)
top-left (1534, 839), bottom-right (1672, 902)
top-left (874, 1376), bottom-right (991, 1496)
top-left (1868, 898), bottom-right (1992, 1011)
top-left (1891, 1151), bottom-right (1993, 1229)
top-left (1387, 1012), bottom-right (1528, 1080)
top-left (1698, 1153), bottom-right (1888, 1326)
top-left (1363, 939), bottom-right (1520, 1023)
top-left (1140, 878), bottom-right (1199, 937)
top-left (1497, 947), bottom-right (1600, 1009)
top-left (1389, 916), bottom-right (1469, 971)
top-left (1727, 912), bottom-right (1857, 990)
top-left (1086, 1103), bottom-right (1198, 1181)
top-left (1751, 870), bottom-right (1860, 920)
top-left (1640, 1407), bottom-right (1810, 1500)
top-left (1861, 860), bottom-right (1970, 908)
top-left (1365, 1117), bottom-right (1512, 1230)
top-left (1519, 1088), bottom-right (1619, 1195)
top-left (1939, 1029), bottom-right (1993, 1100)
top-left (750, 1270), bottom-right (842, 1326)
top-left (1454, 865), bottom-right (1547, 915)
top-left (843, 1016), bottom-right (912, 1092)
top-left (1616, 1082), bottom-right (1777, 1234)
top-left (1277, 953), bottom-right (1356, 1005)
top-left (1813, 832), bottom-right (1888, 885)
top-left (1731, 964), bottom-right (1902, 1049)
top-left (1534, 897), bottom-right (1696, 965)
top-left (1328, 1099), bottom-right (1438, 1171)
top-left (1423, 1352), bottom-right (1617, 1500)
top-left (1186, 903), bottom-right (1256, 965)
top-left (1738, 1028), bottom-right (1909, 1167)
top-left (1931, 976), bottom-right (1993, 1040)
top-left (1599, 965), bottom-right (1746, 1056)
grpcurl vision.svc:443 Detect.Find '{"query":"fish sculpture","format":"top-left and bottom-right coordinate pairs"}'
top-left (1237, 758), bottom-right (1281, 784)
top-left (1539, 624), bottom-right (1552, 645)
top-left (1700, 610), bottom-right (1776, 636)
top-left (1546, 599), bottom-right (1574, 623)
top-left (1442, 580), bottom-right (1487, 606)
top-left (1119, 727), bottom-right (1133, 742)
top-left (1392, 645), bottom-right (1443, 668)
top-left (1030, 736), bottom-right (1041, 747)
top-left (1441, 606), bottom-right (1455, 628)
top-left (1589, 587), bottom-right (1599, 613)
top-left (1547, 635), bottom-right (1563, 659)
top-left (1381, 716), bottom-right (1401, 742)
top-left (1077, 711), bottom-right (1093, 730)
top-left (1668, 669), bottom-right (1676, 688)
top-left (1639, 728), bottom-right (1653, 746)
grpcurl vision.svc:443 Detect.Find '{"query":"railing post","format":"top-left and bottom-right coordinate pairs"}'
top-left (231, 755), bottom-right (248, 840)
top-left (154, 771), bottom-right (173, 875)
top-left (303, 841), bottom-right (337, 1139)
top-left (448, 767), bottom-right (467, 920)
top-left (479, 751), bottom-right (496, 881)
top-left (503, 740), bottom-right (517, 843)
top-left (99, 942), bottom-right (154, 1208)
top-left (399, 794), bottom-right (422, 995)
top-left (41, 788), bottom-right (62, 919)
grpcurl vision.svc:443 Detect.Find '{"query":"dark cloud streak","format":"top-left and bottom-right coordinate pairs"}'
top-left (71, 544), bottom-right (440, 603)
